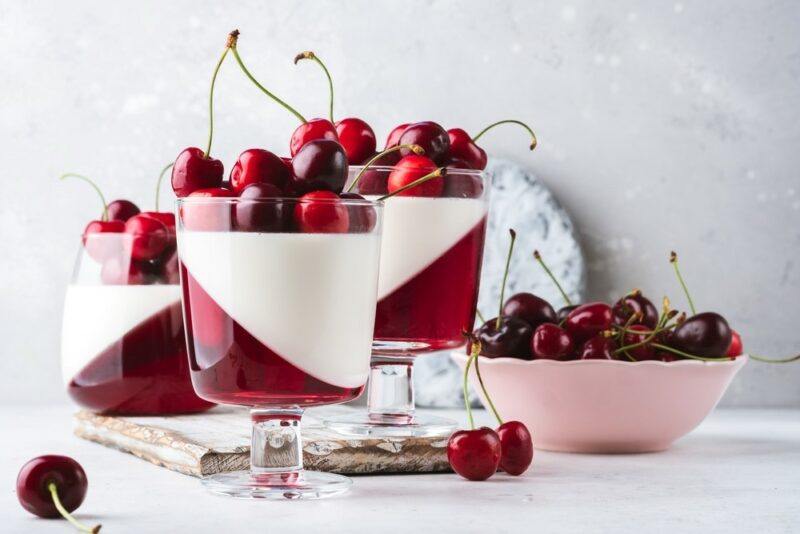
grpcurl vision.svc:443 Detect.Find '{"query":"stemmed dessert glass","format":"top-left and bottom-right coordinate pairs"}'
top-left (61, 231), bottom-right (213, 415)
top-left (176, 195), bottom-right (383, 499)
top-left (325, 166), bottom-right (490, 437)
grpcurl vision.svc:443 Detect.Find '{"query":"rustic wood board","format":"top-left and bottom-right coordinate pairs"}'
top-left (74, 406), bottom-right (451, 477)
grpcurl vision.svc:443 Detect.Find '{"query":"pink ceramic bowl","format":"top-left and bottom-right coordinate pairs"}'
top-left (451, 353), bottom-right (748, 453)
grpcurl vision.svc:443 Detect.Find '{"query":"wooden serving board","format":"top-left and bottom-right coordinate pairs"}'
top-left (74, 405), bottom-right (451, 477)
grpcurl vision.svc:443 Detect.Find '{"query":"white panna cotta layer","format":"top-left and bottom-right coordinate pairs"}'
top-left (61, 285), bottom-right (182, 385)
top-left (177, 231), bottom-right (381, 389)
top-left (375, 197), bottom-right (487, 300)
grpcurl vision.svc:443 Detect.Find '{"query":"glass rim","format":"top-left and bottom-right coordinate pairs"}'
top-left (176, 195), bottom-right (384, 207)
top-left (348, 164), bottom-right (485, 177)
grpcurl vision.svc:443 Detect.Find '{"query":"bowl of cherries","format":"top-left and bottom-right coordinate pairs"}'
top-left (453, 230), bottom-right (798, 453)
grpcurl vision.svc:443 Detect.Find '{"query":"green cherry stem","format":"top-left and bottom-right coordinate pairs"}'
top-left (475, 309), bottom-right (487, 324)
top-left (533, 250), bottom-right (572, 306)
top-left (462, 346), bottom-right (478, 430)
top-left (47, 482), bottom-right (101, 533)
top-left (60, 173), bottom-right (109, 222)
top-left (347, 144), bottom-right (425, 193)
top-left (154, 162), bottom-right (174, 212)
top-left (472, 119), bottom-right (538, 151)
top-left (376, 167), bottom-right (446, 201)
top-left (651, 343), bottom-right (734, 362)
top-left (204, 33), bottom-right (234, 159)
top-left (670, 251), bottom-right (697, 315)
top-left (228, 30), bottom-right (307, 124)
top-left (472, 347), bottom-right (504, 426)
top-left (496, 229), bottom-right (517, 329)
top-left (294, 51), bottom-right (334, 123)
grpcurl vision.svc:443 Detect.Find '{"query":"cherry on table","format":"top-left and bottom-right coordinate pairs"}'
top-left (580, 335), bottom-right (617, 360)
top-left (335, 118), bottom-right (376, 165)
top-left (669, 311), bottom-right (732, 358)
top-left (447, 427), bottom-right (502, 481)
top-left (398, 121), bottom-right (450, 163)
top-left (384, 123), bottom-right (410, 148)
top-left (106, 199), bottom-right (140, 222)
top-left (125, 214), bottom-right (169, 261)
top-left (447, 127), bottom-right (488, 170)
top-left (474, 317), bottom-right (533, 359)
top-left (289, 118), bottom-right (339, 157)
top-left (564, 302), bottom-right (613, 343)
top-left (171, 147), bottom-right (224, 197)
top-left (531, 323), bottom-right (575, 360)
top-left (386, 155), bottom-right (444, 197)
top-left (290, 139), bottom-right (348, 194)
top-left (497, 421), bottom-right (533, 476)
top-left (234, 182), bottom-right (288, 232)
top-left (339, 192), bottom-right (377, 232)
top-left (293, 190), bottom-right (349, 233)
top-left (229, 148), bottom-right (290, 194)
top-left (613, 291), bottom-right (659, 329)
top-left (503, 292), bottom-right (557, 331)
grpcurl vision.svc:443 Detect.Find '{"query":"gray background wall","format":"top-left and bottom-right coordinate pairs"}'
top-left (1, 0), bottom-right (798, 406)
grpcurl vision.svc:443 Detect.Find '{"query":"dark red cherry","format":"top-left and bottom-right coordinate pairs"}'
top-left (447, 127), bottom-right (488, 170)
top-left (623, 324), bottom-right (658, 360)
top-left (17, 455), bottom-right (88, 519)
top-left (580, 335), bottom-right (617, 360)
top-left (556, 304), bottom-right (580, 323)
top-left (352, 150), bottom-right (401, 195)
top-left (101, 255), bottom-right (145, 285)
top-left (139, 211), bottom-right (176, 235)
top-left (289, 118), bottom-right (339, 157)
top-left (474, 317), bottom-right (533, 359)
top-left (106, 199), bottom-right (140, 222)
top-left (564, 302), bottom-right (613, 343)
top-left (502, 293), bottom-right (557, 331)
top-left (726, 330), bottom-right (743, 357)
top-left (293, 190), bottom-right (349, 233)
top-left (384, 123), bottom-right (410, 148)
top-left (181, 187), bottom-right (235, 231)
top-left (125, 214), bottom-right (168, 261)
top-left (613, 292), bottom-right (659, 328)
top-left (531, 323), bottom-right (574, 360)
top-left (669, 312), bottom-right (732, 358)
top-left (398, 121), bottom-right (450, 163)
top-left (229, 148), bottom-right (290, 194)
top-left (339, 192), bottom-right (377, 232)
top-left (497, 421), bottom-right (533, 476)
top-left (171, 147), bottom-right (224, 197)
top-left (387, 155), bottom-right (443, 197)
top-left (447, 427), bottom-right (502, 481)
top-left (235, 182), bottom-right (288, 232)
top-left (335, 117), bottom-right (376, 165)
top-left (290, 139), bottom-right (348, 194)
top-left (82, 219), bottom-right (125, 261)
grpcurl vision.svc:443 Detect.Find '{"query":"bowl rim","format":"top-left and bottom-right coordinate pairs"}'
top-left (450, 351), bottom-right (749, 368)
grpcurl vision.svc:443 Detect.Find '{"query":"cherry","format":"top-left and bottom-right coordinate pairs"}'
top-left (384, 123), bottom-right (410, 148)
top-left (613, 290), bottom-right (659, 329)
top-left (181, 187), bottom-right (235, 231)
top-left (125, 214), bottom-right (169, 261)
top-left (669, 312), bottom-right (732, 358)
top-left (556, 304), bottom-right (579, 323)
top-left (17, 455), bottom-right (100, 532)
top-left (82, 220), bottom-right (126, 261)
top-left (726, 330), bottom-right (743, 357)
top-left (139, 211), bottom-right (176, 235)
top-left (290, 118), bottom-right (339, 157)
top-left (564, 302), bottom-right (613, 343)
top-left (398, 121), bottom-right (450, 163)
top-left (622, 324), bottom-right (658, 360)
top-left (448, 120), bottom-right (538, 171)
top-left (386, 155), bottom-right (444, 197)
top-left (229, 149), bottom-right (291, 194)
top-left (531, 323), bottom-right (574, 360)
top-left (171, 147), bottom-right (224, 198)
top-left (290, 139), bottom-right (348, 194)
top-left (475, 317), bottom-right (533, 359)
top-left (101, 255), bottom-right (145, 285)
top-left (447, 427), bottom-right (502, 481)
top-left (339, 192), bottom-right (377, 232)
top-left (106, 199), bottom-right (140, 222)
top-left (502, 292), bottom-right (557, 330)
top-left (580, 335), bottom-right (617, 360)
top-left (350, 152), bottom-right (395, 195)
top-left (235, 182), bottom-right (288, 232)
top-left (293, 190), bottom-right (349, 233)
top-left (497, 421), bottom-right (534, 476)
top-left (335, 117), bottom-right (377, 165)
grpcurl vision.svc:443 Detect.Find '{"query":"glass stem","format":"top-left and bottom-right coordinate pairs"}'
top-left (250, 407), bottom-right (304, 473)
top-left (367, 357), bottom-right (415, 423)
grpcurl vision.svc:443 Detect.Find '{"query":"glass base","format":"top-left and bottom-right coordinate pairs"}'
top-left (201, 470), bottom-right (351, 500)
top-left (324, 412), bottom-right (457, 438)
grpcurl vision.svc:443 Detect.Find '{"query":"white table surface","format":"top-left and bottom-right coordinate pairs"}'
top-left (3, 405), bottom-right (799, 533)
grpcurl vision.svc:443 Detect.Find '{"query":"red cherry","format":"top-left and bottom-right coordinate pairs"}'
top-left (398, 121), bottom-right (450, 163)
top-left (181, 187), bottom-right (235, 232)
top-left (497, 421), bottom-right (533, 476)
top-left (82, 220), bottom-right (125, 262)
top-left (580, 335), bottom-right (617, 360)
top-left (564, 302), bottom-right (614, 343)
top-left (339, 192), bottom-right (377, 232)
top-left (229, 148), bottom-right (291, 194)
top-left (384, 123), bottom-right (410, 148)
top-left (106, 199), bottom-right (140, 222)
top-left (171, 147), bottom-right (224, 197)
top-left (293, 190), bottom-right (349, 233)
top-left (235, 182), bottom-right (288, 232)
top-left (139, 211), bottom-right (176, 234)
top-left (726, 330), bottom-right (743, 357)
top-left (125, 214), bottom-right (168, 261)
top-left (289, 118), bottom-right (339, 156)
top-left (447, 127), bottom-right (488, 170)
top-left (531, 323), bottom-right (575, 360)
top-left (613, 292), bottom-right (659, 329)
top-left (290, 139), bottom-right (348, 194)
top-left (351, 150), bottom-right (401, 195)
top-left (623, 324), bottom-right (658, 360)
top-left (16, 455), bottom-right (89, 521)
top-left (447, 427), bottom-right (502, 481)
top-left (387, 155), bottom-right (443, 197)
top-left (502, 292), bottom-right (557, 331)
top-left (474, 317), bottom-right (534, 359)
top-left (335, 118), bottom-right (376, 165)
top-left (101, 255), bottom-right (145, 285)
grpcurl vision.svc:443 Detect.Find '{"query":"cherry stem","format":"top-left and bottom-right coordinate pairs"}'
top-left (376, 167), bottom-right (446, 201)
top-left (616, 312), bottom-right (642, 362)
top-left (670, 251), bottom-right (696, 315)
top-left (496, 229), bottom-right (517, 329)
top-left (533, 250), bottom-right (572, 306)
top-left (651, 343), bottom-right (736, 362)
top-left (60, 174), bottom-right (109, 222)
top-left (748, 353), bottom-right (800, 363)
top-left (294, 51), bottom-right (334, 123)
top-left (204, 35), bottom-right (233, 159)
top-left (154, 162), bottom-right (174, 212)
top-left (347, 144), bottom-right (425, 193)
top-left (228, 31), bottom-right (307, 124)
top-left (472, 119), bottom-right (538, 151)
top-left (463, 347), bottom-right (478, 430)
top-left (475, 309), bottom-right (486, 324)
top-left (472, 347), bottom-right (504, 426)
top-left (47, 482), bottom-right (101, 533)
